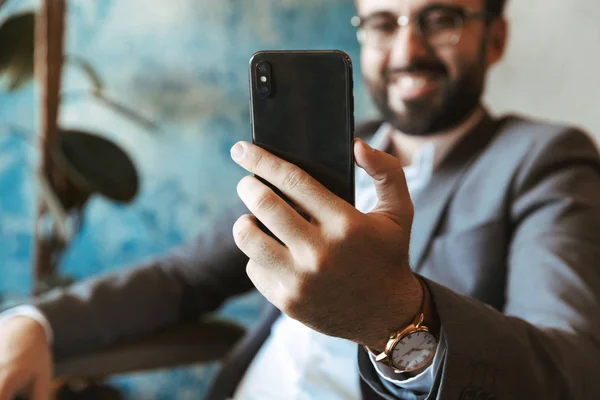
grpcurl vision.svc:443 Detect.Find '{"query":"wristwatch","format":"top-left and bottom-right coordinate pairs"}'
top-left (365, 278), bottom-right (438, 374)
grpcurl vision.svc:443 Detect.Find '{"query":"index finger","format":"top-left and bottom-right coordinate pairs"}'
top-left (230, 141), bottom-right (349, 222)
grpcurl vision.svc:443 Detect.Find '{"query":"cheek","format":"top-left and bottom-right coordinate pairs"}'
top-left (360, 48), bottom-right (385, 82)
top-left (435, 38), bottom-right (484, 80)
top-left (433, 48), bottom-right (465, 81)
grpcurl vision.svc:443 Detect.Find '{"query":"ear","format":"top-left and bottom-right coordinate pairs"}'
top-left (486, 18), bottom-right (508, 67)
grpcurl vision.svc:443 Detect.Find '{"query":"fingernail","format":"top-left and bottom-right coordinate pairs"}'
top-left (357, 138), bottom-right (372, 152)
top-left (231, 142), bottom-right (244, 161)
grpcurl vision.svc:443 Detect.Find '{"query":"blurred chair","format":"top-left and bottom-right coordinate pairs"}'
top-left (52, 318), bottom-right (246, 399)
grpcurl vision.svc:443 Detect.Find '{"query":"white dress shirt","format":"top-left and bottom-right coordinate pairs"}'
top-left (0, 107), bottom-right (484, 400)
top-left (0, 305), bottom-right (53, 344)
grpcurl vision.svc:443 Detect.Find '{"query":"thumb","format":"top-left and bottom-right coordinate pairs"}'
top-left (31, 374), bottom-right (51, 400)
top-left (354, 138), bottom-right (413, 225)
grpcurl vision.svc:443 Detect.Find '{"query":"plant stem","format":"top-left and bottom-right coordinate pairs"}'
top-left (33, 0), bottom-right (66, 291)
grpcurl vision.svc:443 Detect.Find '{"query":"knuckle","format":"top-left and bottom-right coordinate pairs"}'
top-left (281, 169), bottom-right (305, 191)
top-left (252, 151), bottom-right (267, 172)
top-left (281, 290), bottom-right (303, 316)
top-left (390, 165), bottom-right (405, 179)
top-left (304, 246), bottom-right (331, 271)
top-left (335, 216), bottom-right (359, 239)
top-left (377, 166), bottom-right (404, 187)
top-left (253, 189), bottom-right (278, 213)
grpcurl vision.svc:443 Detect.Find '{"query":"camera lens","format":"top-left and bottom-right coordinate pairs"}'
top-left (257, 62), bottom-right (268, 74)
top-left (255, 61), bottom-right (272, 98)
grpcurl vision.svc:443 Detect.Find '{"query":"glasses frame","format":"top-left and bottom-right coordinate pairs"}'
top-left (351, 5), bottom-right (496, 49)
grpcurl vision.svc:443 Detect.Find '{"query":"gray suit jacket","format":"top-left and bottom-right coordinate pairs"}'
top-left (36, 111), bottom-right (600, 399)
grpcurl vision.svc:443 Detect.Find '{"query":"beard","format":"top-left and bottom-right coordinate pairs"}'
top-left (366, 47), bottom-right (487, 136)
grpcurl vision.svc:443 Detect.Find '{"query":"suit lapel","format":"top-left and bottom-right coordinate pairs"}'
top-left (409, 113), bottom-right (498, 271)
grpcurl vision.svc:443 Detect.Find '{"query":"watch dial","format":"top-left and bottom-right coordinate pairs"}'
top-left (391, 331), bottom-right (437, 371)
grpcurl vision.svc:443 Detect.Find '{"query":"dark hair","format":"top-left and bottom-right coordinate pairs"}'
top-left (486, 0), bottom-right (507, 16)
top-left (352, 0), bottom-right (508, 17)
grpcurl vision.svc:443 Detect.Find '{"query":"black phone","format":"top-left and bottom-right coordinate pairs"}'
top-left (248, 50), bottom-right (355, 219)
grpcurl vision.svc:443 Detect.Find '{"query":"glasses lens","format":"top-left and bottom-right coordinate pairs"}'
top-left (355, 8), bottom-right (464, 49)
top-left (359, 15), bottom-right (398, 49)
top-left (420, 9), bottom-right (462, 46)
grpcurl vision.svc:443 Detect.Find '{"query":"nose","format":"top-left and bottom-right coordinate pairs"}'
top-left (388, 22), bottom-right (430, 67)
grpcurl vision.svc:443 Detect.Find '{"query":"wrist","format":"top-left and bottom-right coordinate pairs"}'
top-left (363, 274), bottom-right (424, 351)
top-left (364, 276), bottom-right (441, 373)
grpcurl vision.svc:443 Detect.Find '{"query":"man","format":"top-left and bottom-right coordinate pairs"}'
top-left (1, 0), bottom-right (600, 399)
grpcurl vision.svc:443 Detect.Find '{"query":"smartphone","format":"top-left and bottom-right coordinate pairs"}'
top-left (248, 50), bottom-right (355, 221)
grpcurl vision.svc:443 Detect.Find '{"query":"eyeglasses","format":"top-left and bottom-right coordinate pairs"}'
top-left (351, 5), bottom-right (494, 49)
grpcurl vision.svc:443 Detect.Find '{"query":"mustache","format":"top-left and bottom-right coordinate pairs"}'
top-left (384, 60), bottom-right (447, 80)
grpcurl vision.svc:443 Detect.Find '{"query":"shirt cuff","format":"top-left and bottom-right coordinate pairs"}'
top-left (369, 329), bottom-right (446, 395)
top-left (0, 305), bottom-right (54, 345)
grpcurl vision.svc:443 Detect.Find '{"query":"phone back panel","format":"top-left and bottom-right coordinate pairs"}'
top-left (249, 50), bottom-right (355, 205)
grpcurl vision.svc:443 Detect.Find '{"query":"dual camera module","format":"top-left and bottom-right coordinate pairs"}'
top-left (255, 61), bottom-right (272, 98)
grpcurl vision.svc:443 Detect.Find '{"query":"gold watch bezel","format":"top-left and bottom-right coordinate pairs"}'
top-left (370, 313), bottom-right (437, 373)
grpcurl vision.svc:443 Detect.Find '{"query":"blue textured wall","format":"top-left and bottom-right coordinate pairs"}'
top-left (0, 0), bottom-right (374, 296)
top-left (0, 0), bottom-right (373, 398)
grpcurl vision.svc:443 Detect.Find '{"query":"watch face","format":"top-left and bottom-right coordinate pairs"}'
top-left (391, 330), bottom-right (437, 372)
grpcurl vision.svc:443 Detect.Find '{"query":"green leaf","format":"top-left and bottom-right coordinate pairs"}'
top-left (0, 12), bottom-right (35, 91)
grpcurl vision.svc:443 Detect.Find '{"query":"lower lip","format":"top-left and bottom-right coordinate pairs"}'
top-left (389, 77), bottom-right (442, 101)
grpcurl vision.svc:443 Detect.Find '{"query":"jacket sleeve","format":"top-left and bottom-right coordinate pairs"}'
top-left (359, 129), bottom-right (600, 399)
top-left (34, 202), bottom-right (254, 360)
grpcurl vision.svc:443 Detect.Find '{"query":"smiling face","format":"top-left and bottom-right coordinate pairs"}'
top-left (356, 0), bottom-right (507, 135)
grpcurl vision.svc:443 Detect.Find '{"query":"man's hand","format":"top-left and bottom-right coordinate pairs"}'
top-left (231, 138), bottom-right (422, 350)
top-left (0, 317), bottom-right (52, 400)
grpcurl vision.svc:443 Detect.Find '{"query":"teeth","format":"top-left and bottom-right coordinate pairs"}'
top-left (398, 76), bottom-right (427, 90)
